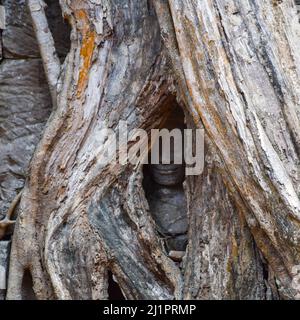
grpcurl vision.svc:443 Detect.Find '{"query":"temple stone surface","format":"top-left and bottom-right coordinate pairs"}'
top-left (0, 241), bottom-right (10, 299)
top-left (0, 0), bottom-right (69, 220)
top-left (0, 0), bottom-right (69, 299)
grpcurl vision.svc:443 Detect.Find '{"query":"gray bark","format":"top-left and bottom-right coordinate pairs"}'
top-left (28, 0), bottom-right (60, 106)
top-left (0, 0), bottom-right (299, 300)
top-left (158, 0), bottom-right (300, 299)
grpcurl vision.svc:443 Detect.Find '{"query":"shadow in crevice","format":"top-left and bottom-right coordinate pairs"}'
top-left (21, 269), bottom-right (36, 300)
top-left (44, 0), bottom-right (71, 60)
top-left (108, 271), bottom-right (125, 300)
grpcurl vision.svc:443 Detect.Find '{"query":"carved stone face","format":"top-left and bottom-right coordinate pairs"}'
top-left (150, 163), bottom-right (185, 186)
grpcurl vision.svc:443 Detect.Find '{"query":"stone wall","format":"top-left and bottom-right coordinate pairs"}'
top-left (0, 0), bottom-right (69, 299)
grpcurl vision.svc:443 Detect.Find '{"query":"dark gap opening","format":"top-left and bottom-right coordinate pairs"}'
top-left (45, 0), bottom-right (71, 61)
top-left (108, 271), bottom-right (125, 300)
top-left (0, 234), bottom-right (10, 241)
top-left (21, 269), bottom-right (36, 300)
top-left (143, 102), bottom-right (188, 262)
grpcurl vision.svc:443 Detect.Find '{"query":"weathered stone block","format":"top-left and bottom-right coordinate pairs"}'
top-left (0, 6), bottom-right (5, 30)
top-left (2, 0), bottom-right (69, 58)
top-left (166, 234), bottom-right (188, 252)
top-left (0, 0), bottom-right (70, 218)
top-left (0, 241), bottom-right (11, 300)
top-left (147, 186), bottom-right (188, 236)
top-left (2, 0), bottom-right (39, 58)
top-left (0, 59), bottom-right (51, 219)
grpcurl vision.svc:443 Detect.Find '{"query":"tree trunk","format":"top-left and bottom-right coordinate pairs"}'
top-left (0, 0), bottom-right (299, 300)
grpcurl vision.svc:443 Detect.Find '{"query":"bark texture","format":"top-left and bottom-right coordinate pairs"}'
top-left (0, 0), bottom-right (299, 300)
top-left (6, 0), bottom-right (182, 300)
top-left (0, 0), bottom-right (68, 299)
top-left (155, 0), bottom-right (300, 299)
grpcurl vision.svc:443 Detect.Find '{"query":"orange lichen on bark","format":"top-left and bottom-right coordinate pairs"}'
top-left (75, 10), bottom-right (96, 98)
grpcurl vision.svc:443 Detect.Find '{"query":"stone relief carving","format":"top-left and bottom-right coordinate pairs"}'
top-left (143, 105), bottom-right (188, 262)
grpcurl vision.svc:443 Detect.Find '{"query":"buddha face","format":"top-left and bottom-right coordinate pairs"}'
top-left (150, 163), bottom-right (185, 186)
top-left (149, 131), bottom-right (185, 186)
top-left (148, 105), bottom-right (186, 186)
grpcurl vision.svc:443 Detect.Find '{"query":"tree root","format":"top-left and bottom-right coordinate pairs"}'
top-left (0, 190), bottom-right (23, 240)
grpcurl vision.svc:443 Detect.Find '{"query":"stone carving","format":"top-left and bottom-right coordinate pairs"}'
top-left (150, 163), bottom-right (185, 186)
top-left (143, 106), bottom-right (188, 260)
top-left (146, 163), bottom-right (188, 254)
